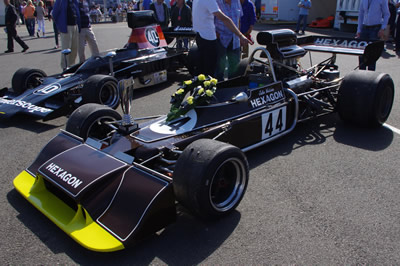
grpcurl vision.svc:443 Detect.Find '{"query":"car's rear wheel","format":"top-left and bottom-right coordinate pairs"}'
top-left (82, 75), bottom-right (120, 109)
top-left (11, 68), bottom-right (47, 95)
top-left (173, 139), bottom-right (249, 219)
top-left (186, 45), bottom-right (199, 76)
top-left (232, 58), bottom-right (249, 77)
top-left (337, 70), bottom-right (394, 127)
top-left (66, 103), bottom-right (122, 140)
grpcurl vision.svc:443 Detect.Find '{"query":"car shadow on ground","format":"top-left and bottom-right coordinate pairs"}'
top-left (0, 113), bottom-right (63, 132)
top-left (7, 189), bottom-right (241, 265)
top-left (246, 113), bottom-right (394, 170)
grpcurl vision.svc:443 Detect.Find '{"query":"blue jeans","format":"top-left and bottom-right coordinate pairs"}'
top-left (359, 25), bottom-right (380, 70)
top-left (215, 39), bottom-right (240, 81)
top-left (26, 18), bottom-right (35, 36)
top-left (296, 14), bottom-right (308, 32)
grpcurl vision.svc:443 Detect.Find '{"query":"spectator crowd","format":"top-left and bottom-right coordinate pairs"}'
top-left (4, 0), bottom-right (400, 74)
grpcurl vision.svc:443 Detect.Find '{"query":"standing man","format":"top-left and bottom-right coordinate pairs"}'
top-left (295, 0), bottom-right (311, 34)
top-left (171, 0), bottom-right (192, 49)
top-left (192, 0), bottom-right (249, 77)
top-left (78, 0), bottom-right (100, 63)
top-left (395, 0), bottom-right (400, 52)
top-left (150, 0), bottom-right (170, 31)
top-left (52, 0), bottom-right (81, 69)
top-left (255, 0), bottom-right (261, 20)
top-left (356, 0), bottom-right (390, 70)
top-left (240, 0), bottom-right (256, 58)
top-left (4, 0), bottom-right (29, 53)
top-left (215, 0), bottom-right (243, 81)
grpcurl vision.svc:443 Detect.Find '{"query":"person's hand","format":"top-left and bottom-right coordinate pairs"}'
top-left (378, 29), bottom-right (385, 39)
top-left (355, 32), bottom-right (360, 39)
top-left (240, 35), bottom-right (252, 46)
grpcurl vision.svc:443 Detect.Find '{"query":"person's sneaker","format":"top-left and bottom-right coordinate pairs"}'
top-left (4, 50), bottom-right (13, 53)
top-left (301, 31), bottom-right (305, 34)
top-left (36, 32), bottom-right (40, 38)
top-left (22, 47), bottom-right (29, 53)
top-left (294, 30), bottom-right (299, 33)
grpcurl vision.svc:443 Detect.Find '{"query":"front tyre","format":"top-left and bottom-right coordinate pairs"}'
top-left (11, 68), bottom-right (47, 95)
top-left (82, 75), bottom-right (120, 109)
top-left (66, 103), bottom-right (122, 140)
top-left (337, 70), bottom-right (394, 127)
top-left (173, 139), bottom-right (249, 219)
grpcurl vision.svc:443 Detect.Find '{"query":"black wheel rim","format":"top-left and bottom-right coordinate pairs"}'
top-left (209, 158), bottom-right (246, 212)
top-left (24, 72), bottom-right (43, 89)
top-left (99, 81), bottom-right (119, 108)
top-left (85, 116), bottom-right (116, 140)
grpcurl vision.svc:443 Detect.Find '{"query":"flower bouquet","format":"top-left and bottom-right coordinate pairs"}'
top-left (166, 74), bottom-right (218, 122)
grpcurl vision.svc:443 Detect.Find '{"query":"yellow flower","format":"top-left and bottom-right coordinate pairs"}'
top-left (184, 80), bottom-right (192, 85)
top-left (176, 88), bottom-right (185, 95)
top-left (197, 88), bottom-right (204, 95)
top-left (203, 81), bottom-right (211, 87)
top-left (187, 96), bottom-right (194, 105)
top-left (210, 78), bottom-right (218, 85)
top-left (198, 74), bottom-right (206, 81)
top-left (206, 90), bottom-right (213, 97)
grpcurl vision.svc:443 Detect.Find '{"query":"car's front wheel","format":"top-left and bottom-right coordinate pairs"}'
top-left (173, 139), bottom-right (249, 219)
top-left (11, 68), bottom-right (47, 95)
top-left (66, 103), bottom-right (122, 140)
top-left (82, 75), bottom-right (120, 109)
top-left (337, 70), bottom-right (394, 127)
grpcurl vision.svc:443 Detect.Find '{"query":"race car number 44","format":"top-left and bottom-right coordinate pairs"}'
top-left (261, 106), bottom-right (287, 140)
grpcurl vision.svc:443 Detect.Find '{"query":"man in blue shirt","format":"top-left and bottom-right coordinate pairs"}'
top-left (240, 0), bottom-right (256, 58)
top-left (215, 0), bottom-right (243, 81)
top-left (295, 0), bottom-right (311, 34)
top-left (356, 0), bottom-right (390, 70)
top-left (143, 0), bottom-right (152, 10)
top-left (53, 0), bottom-right (81, 69)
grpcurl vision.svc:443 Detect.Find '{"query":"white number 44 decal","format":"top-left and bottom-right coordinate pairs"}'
top-left (261, 106), bottom-right (287, 140)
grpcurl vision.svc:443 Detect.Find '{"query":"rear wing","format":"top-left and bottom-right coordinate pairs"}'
top-left (297, 35), bottom-right (384, 66)
top-left (162, 27), bottom-right (196, 44)
top-left (256, 30), bottom-right (384, 66)
top-left (296, 35), bottom-right (383, 56)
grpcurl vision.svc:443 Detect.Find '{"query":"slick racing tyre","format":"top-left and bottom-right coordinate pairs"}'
top-left (186, 45), bottom-right (200, 76)
top-left (173, 139), bottom-right (249, 219)
top-left (82, 75), bottom-right (120, 109)
top-left (232, 58), bottom-right (249, 77)
top-left (66, 103), bottom-right (122, 140)
top-left (11, 68), bottom-right (47, 95)
top-left (337, 70), bottom-right (394, 127)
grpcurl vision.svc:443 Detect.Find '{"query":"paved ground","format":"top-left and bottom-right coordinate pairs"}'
top-left (1, 21), bottom-right (400, 264)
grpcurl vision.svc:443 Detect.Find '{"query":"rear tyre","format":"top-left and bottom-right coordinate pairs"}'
top-left (66, 103), bottom-right (122, 140)
top-left (11, 68), bottom-right (47, 95)
top-left (186, 45), bottom-right (200, 76)
top-left (232, 58), bottom-right (249, 77)
top-left (173, 139), bottom-right (249, 219)
top-left (337, 70), bottom-right (394, 127)
top-left (82, 75), bottom-right (120, 109)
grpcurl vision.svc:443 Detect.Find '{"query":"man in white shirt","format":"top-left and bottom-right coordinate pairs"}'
top-left (192, 0), bottom-right (249, 77)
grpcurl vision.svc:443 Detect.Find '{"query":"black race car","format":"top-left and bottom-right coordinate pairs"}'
top-left (13, 29), bottom-right (394, 252)
top-left (0, 11), bottom-right (190, 121)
